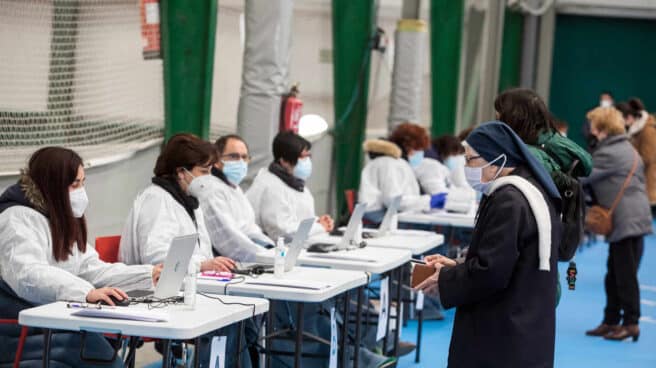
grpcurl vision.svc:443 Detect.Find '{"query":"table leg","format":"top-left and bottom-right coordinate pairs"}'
top-left (394, 267), bottom-right (402, 356)
top-left (294, 303), bottom-right (304, 368)
top-left (415, 308), bottom-right (423, 363)
top-left (161, 339), bottom-right (172, 368)
top-left (383, 272), bottom-right (391, 355)
top-left (266, 304), bottom-right (274, 368)
top-left (341, 291), bottom-right (350, 368)
top-left (42, 329), bottom-right (52, 368)
top-left (237, 321), bottom-right (244, 368)
top-left (125, 336), bottom-right (139, 368)
top-left (354, 286), bottom-right (363, 368)
top-left (194, 336), bottom-right (201, 368)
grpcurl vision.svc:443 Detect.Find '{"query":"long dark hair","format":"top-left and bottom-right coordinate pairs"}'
top-left (28, 147), bottom-right (87, 262)
top-left (272, 131), bottom-right (311, 166)
top-left (494, 88), bottom-right (557, 145)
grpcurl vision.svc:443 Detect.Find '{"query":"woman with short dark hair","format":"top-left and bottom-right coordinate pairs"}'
top-left (0, 147), bottom-right (158, 366)
top-left (247, 131), bottom-right (332, 241)
top-left (120, 133), bottom-right (236, 273)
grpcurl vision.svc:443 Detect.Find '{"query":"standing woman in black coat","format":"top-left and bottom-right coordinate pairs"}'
top-left (416, 121), bottom-right (562, 368)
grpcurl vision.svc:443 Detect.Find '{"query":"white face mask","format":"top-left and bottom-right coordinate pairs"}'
top-left (187, 174), bottom-right (214, 199)
top-left (464, 154), bottom-right (507, 194)
top-left (69, 187), bottom-right (89, 218)
top-left (600, 100), bottom-right (613, 108)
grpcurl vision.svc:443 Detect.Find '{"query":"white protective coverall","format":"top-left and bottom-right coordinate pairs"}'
top-left (119, 184), bottom-right (213, 269)
top-left (0, 206), bottom-right (153, 304)
top-left (188, 174), bottom-right (272, 262)
top-left (359, 155), bottom-right (431, 213)
top-left (246, 168), bottom-right (325, 241)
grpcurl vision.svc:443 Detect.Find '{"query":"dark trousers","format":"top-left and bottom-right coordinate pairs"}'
top-left (603, 236), bottom-right (644, 326)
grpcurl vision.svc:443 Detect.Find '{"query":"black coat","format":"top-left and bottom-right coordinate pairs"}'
top-left (438, 167), bottom-right (561, 368)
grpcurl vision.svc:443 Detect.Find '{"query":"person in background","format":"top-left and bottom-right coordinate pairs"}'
top-left (554, 120), bottom-right (569, 137)
top-left (616, 98), bottom-right (656, 206)
top-left (583, 107), bottom-right (652, 342)
top-left (584, 91), bottom-right (615, 149)
top-left (415, 122), bottom-right (562, 368)
top-left (188, 134), bottom-right (273, 263)
top-left (119, 133), bottom-right (248, 368)
top-left (119, 133), bottom-right (235, 273)
top-left (600, 91), bottom-right (615, 108)
top-left (359, 123), bottom-right (445, 224)
top-left (0, 147), bottom-right (159, 367)
top-left (247, 131), bottom-right (332, 241)
top-left (432, 135), bottom-right (471, 190)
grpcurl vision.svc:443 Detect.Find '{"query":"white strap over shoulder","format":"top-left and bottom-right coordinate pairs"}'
top-left (488, 176), bottom-right (552, 272)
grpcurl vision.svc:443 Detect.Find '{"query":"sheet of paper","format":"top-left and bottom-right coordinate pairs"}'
top-left (71, 308), bottom-right (168, 322)
top-left (377, 277), bottom-right (389, 341)
top-left (209, 336), bottom-right (226, 368)
top-left (416, 291), bottom-right (425, 311)
top-left (329, 307), bottom-right (338, 368)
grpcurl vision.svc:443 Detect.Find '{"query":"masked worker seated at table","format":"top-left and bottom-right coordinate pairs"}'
top-left (415, 134), bottom-right (473, 194)
top-left (247, 131), bottom-right (333, 241)
top-left (187, 134), bottom-right (274, 262)
top-left (119, 133), bottom-right (249, 368)
top-left (359, 123), bottom-right (470, 224)
top-left (0, 147), bottom-right (158, 367)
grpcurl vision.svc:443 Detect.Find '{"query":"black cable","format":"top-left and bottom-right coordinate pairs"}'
top-left (198, 292), bottom-right (258, 320)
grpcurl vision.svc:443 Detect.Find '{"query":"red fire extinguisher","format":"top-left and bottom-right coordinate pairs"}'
top-left (280, 83), bottom-right (303, 133)
top-left (140, 0), bottom-right (161, 59)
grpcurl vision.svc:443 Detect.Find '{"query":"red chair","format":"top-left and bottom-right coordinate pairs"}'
top-left (344, 189), bottom-right (357, 215)
top-left (95, 235), bottom-right (121, 263)
top-left (0, 319), bottom-right (28, 368)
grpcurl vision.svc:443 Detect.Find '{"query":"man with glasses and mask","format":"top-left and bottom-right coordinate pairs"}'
top-left (187, 135), bottom-right (274, 262)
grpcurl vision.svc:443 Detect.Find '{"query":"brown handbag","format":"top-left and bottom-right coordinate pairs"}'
top-left (585, 151), bottom-right (639, 236)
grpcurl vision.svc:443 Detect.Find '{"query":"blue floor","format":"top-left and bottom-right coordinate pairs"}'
top-left (398, 233), bottom-right (656, 368)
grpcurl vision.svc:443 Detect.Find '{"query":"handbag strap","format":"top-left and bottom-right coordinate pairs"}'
top-left (609, 151), bottom-right (639, 214)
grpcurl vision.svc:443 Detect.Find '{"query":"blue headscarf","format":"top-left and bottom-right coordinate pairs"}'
top-left (466, 121), bottom-right (561, 200)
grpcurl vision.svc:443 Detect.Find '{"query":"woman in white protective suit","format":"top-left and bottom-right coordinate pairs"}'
top-left (415, 134), bottom-right (472, 194)
top-left (0, 147), bottom-right (159, 367)
top-left (119, 133), bottom-right (235, 273)
top-left (359, 123), bottom-right (453, 224)
top-left (187, 134), bottom-right (273, 263)
top-left (119, 133), bottom-right (249, 368)
top-left (246, 131), bottom-right (333, 241)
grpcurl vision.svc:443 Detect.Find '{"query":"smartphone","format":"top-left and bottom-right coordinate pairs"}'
top-left (411, 264), bottom-right (436, 288)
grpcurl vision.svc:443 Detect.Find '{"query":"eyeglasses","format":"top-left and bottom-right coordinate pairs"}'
top-left (221, 153), bottom-right (251, 162)
top-left (465, 155), bottom-right (482, 163)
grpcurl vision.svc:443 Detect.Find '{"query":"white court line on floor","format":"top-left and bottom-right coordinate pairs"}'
top-left (641, 299), bottom-right (656, 307)
top-left (639, 316), bottom-right (656, 324)
top-left (640, 284), bottom-right (656, 293)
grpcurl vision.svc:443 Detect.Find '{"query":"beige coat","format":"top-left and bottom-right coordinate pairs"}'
top-left (630, 113), bottom-right (656, 204)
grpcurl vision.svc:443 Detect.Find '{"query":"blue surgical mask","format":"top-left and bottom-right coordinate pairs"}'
top-left (444, 155), bottom-right (465, 171)
top-left (408, 150), bottom-right (424, 168)
top-left (464, 154), bottom-right (507, 194)
top-left (293, 157), bottom-right (312, 180)
top-left (222, 160), bottom-right (248, 186)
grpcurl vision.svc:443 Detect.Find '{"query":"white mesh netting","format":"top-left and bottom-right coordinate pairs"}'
top-left (0, 0), bottom-right (164, 176)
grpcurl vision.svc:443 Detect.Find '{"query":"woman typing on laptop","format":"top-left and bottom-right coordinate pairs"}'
top-left (0, 147), bottom-right (160, 367)
top-left (119, 133), bottom-right (249, 368)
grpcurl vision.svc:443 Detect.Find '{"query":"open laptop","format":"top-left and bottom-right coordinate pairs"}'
top-left (373, 195), bottom-right (402, 237)
top-left (234, 218), bottom-right (315, 274)
top-left (308, 203), bottom-right (368, 253)
top-left (127, 233), bottom-right (199, 300)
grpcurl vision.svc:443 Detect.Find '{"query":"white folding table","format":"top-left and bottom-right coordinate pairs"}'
top-left (19, 296), bottom-right (269, 368)
top-left (397, 210), bottom-right (476, 228)
top-left (198, 267), bottom-right (367, 368)
top-left (310, 230), bottom-right (445, 255)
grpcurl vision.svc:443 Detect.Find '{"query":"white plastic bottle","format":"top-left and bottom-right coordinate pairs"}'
top-left (274, 237), bottom-right (286, 278)
top-left (184, 263), bottom-right (197, 309)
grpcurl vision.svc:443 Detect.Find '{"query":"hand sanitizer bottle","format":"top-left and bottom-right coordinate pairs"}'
top-left (274, 237), bottom-right (286, 278)
top-left (184, 263), bottom-right (197, 309)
